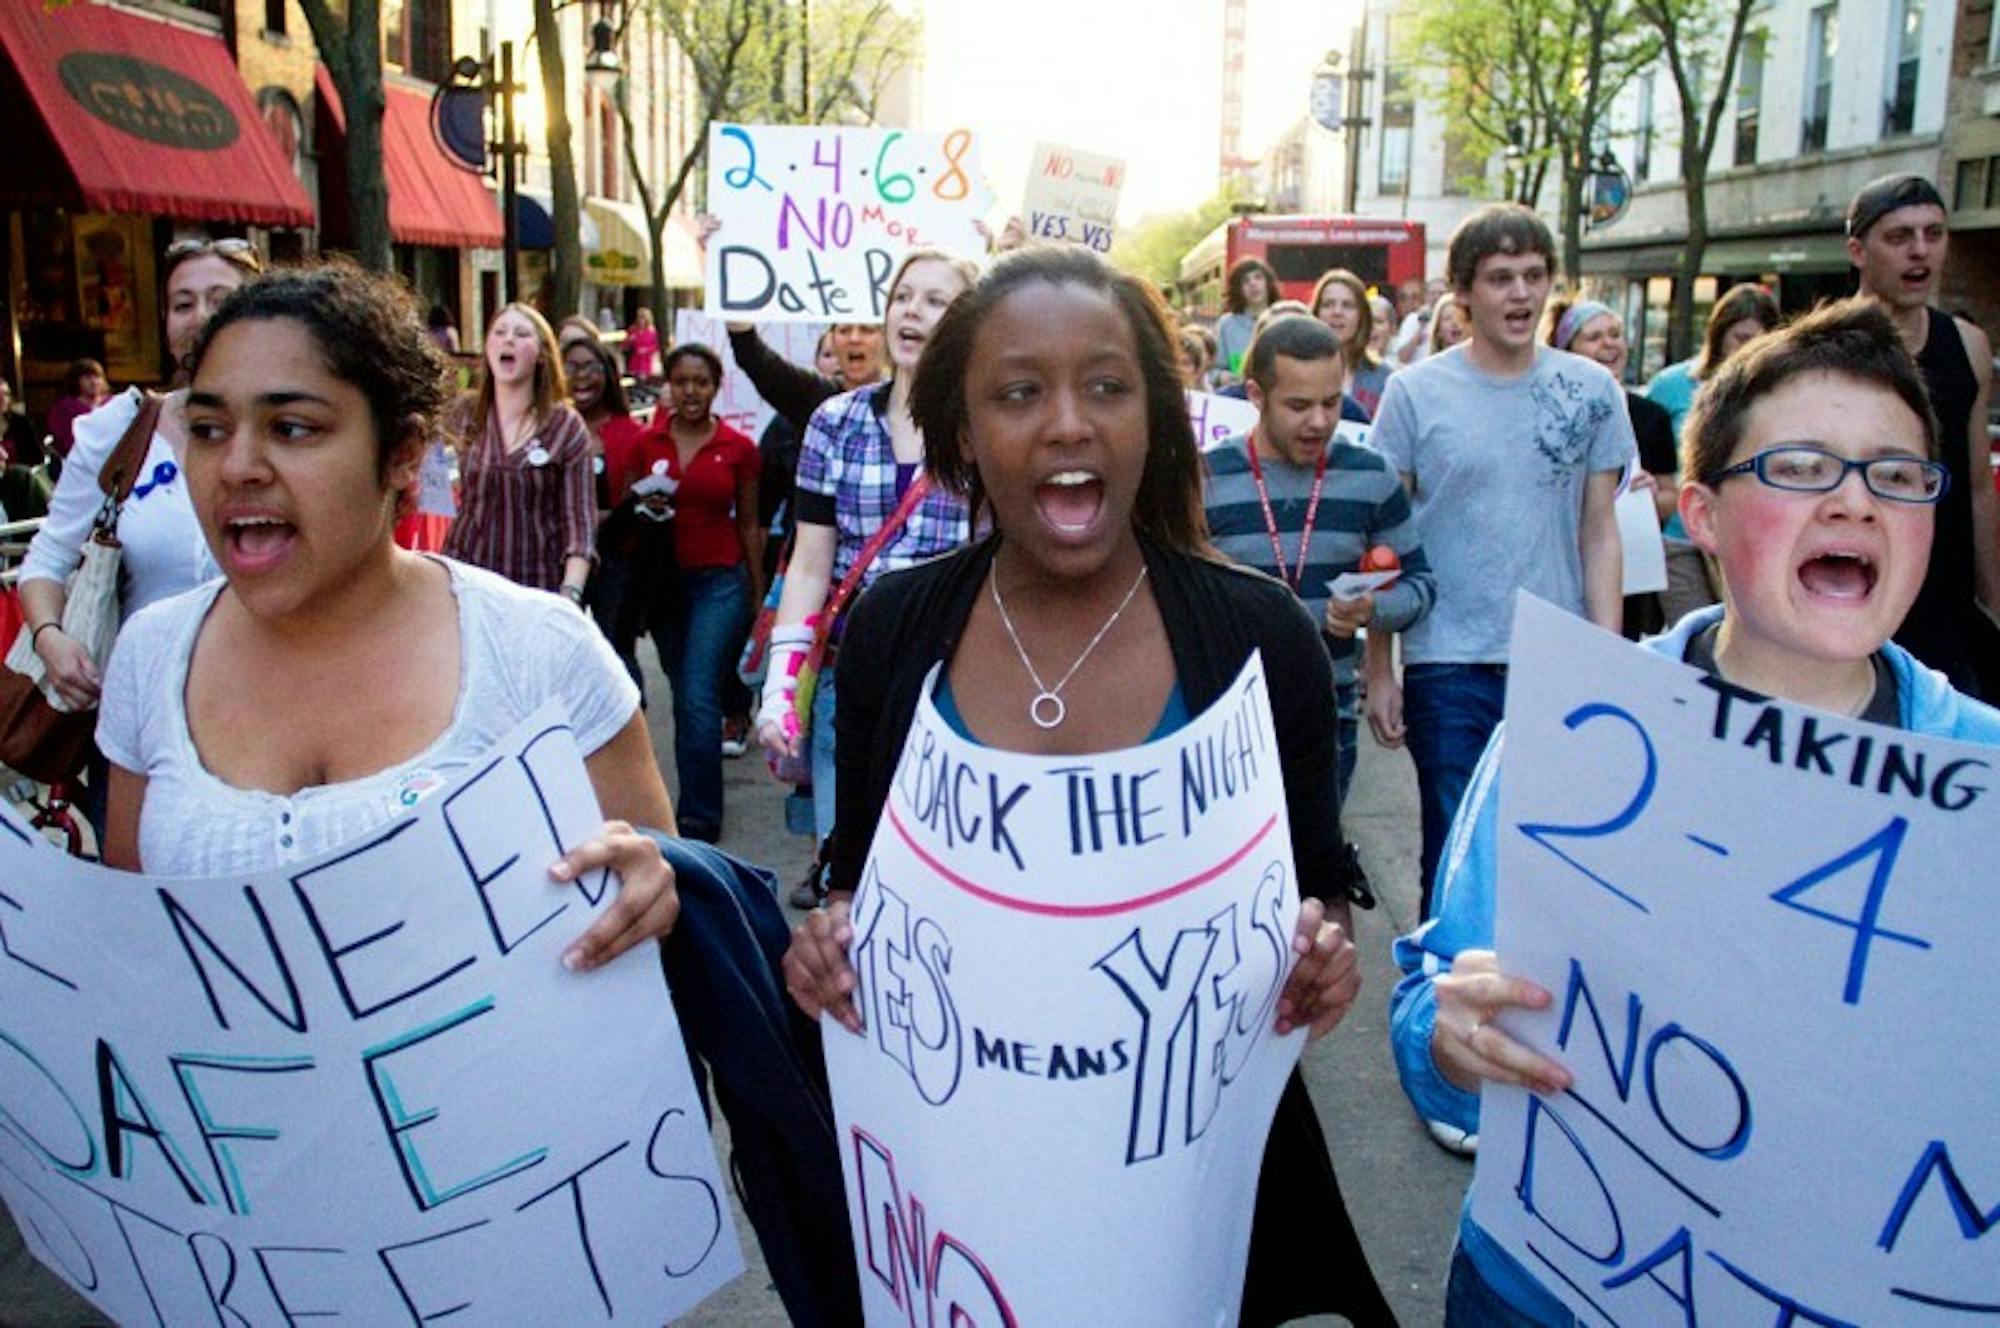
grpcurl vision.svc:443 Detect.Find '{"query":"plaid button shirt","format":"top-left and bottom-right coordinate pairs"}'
top-left (795, 383), bottom-right (970, 590)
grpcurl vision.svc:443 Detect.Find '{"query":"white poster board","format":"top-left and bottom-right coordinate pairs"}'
top-left (416, 440), bottom-right (456, 518)
top-left (0, 707), bottom-right (741, 1324)
top-left (673, 311), bottom-right (827, 443)
top-left (704, 124), bottom-right (990, 323)
top-left (1470, 594), bottom-right (1997, 1324)
top-left (825, 656), bottom-right (1304, 1324)
top-left (1021, 142), bottom-right (1125, 252)
top-left (1615, 466), bottom-right (1668, 594)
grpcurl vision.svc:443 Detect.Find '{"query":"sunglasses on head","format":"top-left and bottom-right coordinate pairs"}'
top-left (164, 237), bottom-right (263, 271)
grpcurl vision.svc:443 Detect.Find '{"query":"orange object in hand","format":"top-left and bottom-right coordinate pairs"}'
top-left (1361, 544), bottom-right (1401, 574)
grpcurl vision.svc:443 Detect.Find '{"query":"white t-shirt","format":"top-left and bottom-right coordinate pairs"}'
top-left (19, 388), bottom-right (219, 621)
top-left (97, 558), bottom-right (640, 877)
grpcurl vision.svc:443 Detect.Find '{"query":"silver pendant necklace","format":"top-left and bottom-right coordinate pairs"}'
top-left (989, 556), bottom-right (1150, 730)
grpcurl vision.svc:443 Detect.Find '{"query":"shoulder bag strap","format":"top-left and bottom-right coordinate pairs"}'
top-left (821, 472), bottom-right (930, 628)
top-left (97, 391), bottom-right (165, 507)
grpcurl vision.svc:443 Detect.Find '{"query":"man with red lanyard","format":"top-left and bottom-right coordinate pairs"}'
top-left (1202, 314), bottom-right (1436, 803)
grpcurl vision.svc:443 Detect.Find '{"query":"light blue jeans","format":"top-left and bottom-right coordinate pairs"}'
top-left (809, 666), bottom-right (838, 843)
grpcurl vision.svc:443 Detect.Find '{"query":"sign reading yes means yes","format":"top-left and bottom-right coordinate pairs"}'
top-left (1022, 141), bottom-right (1125, 252)
top-left (705, 124), bottom-right (990, 323)
top-left (0, 705), bottom-right (741, 1324)
top-left (824, 654), bottom-right (1305, 1324)
top-left (1471, 595), bottom-right (1997, 1324)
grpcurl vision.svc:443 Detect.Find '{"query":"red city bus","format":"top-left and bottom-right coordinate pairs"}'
top-left (1177, 214), bottom-right (1427, 322)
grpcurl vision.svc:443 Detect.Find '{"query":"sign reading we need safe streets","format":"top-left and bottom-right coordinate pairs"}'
top-left (1472, 596), bottom-right (1997, 1324)
top-left (0, 707), bottom-right (740, 1325)
top-left (824, 655), bottom-right (1305, 1324)
top-left (705, 123), bottom-right (989, 323)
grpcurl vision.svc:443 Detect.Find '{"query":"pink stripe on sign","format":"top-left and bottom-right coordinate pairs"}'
top-left (884, 804), bottom-right (1280, 918)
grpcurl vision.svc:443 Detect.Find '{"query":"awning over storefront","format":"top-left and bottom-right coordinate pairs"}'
top-left (1700, 233), bottom-right (1851, 274)
top-left (0, 2), bottom-right (312, 226)
top-left (1577, 242), bottom-right (1689, 278)
top-left (583, 196), bottom-right (649, 287)
top-left (315, 66), bottom-right (501, 249)
top-left (513, 190), bottom-right (599, 252)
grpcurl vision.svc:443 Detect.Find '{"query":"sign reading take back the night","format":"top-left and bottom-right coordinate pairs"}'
top-left (824, 655), bottom-right (1305, 1324)
top-left (1472, 595), bottom-right (1997, 1324)
top-left (0, 707), bottom-right (741, 1324)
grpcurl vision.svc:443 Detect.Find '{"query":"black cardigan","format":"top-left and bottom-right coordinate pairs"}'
top-left (829, 534), bottom-right (1359, 905)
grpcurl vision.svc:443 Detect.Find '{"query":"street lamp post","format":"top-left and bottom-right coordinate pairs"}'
top-left (1309, 30), bottom-right (1372, 214)
top-left (439, 44), bottom-right (526, 304)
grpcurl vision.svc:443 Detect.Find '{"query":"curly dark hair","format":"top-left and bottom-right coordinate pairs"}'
top-left (188, 260), bottom-right (452, 478)
top-left (909, 244), bottom-right (1209, 555)
top-left (1683, 295), bottom-right (1938, 486)
top-left (1224, 257), bottom-right (1279, 315)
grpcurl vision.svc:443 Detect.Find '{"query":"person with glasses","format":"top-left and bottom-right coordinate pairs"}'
top-left (19, 236), bottom-right (263, 719)
top-left (1388, 297), bottom-right (2000, 1326)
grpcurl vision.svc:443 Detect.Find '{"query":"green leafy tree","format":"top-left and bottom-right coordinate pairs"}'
top-left (1634, 0), bottom-right (1758, 359)
top-left (611, 0), bottom-right (922, 328)
top-left (1109, 189), bottom-right (1250, 294)
top-left (1410, 0), bottom-right (1658, 279)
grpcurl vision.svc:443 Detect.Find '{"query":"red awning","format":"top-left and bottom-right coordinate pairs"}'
top-left (315, 66), bottom-right (502, 250)
top-left (0, 2), bottom-right (312, 226)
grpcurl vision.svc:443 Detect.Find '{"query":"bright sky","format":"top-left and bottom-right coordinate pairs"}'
top-left (917, 0), bottom-right (1361, 226)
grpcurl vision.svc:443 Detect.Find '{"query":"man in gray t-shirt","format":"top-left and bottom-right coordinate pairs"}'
top-left (1366, 205), bottom-right (1633, 937)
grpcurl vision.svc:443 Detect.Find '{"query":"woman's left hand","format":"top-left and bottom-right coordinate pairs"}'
top-left (1273, 897), bottom-right (1360, 1040)
top-left (552, 819), bottom-right (679, 971)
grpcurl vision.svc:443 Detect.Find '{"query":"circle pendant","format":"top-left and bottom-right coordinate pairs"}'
top-left (1030, 692), bottom-right (1066, 730)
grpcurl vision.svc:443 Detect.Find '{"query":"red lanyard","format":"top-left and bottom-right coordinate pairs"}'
top-left (1245, 442), bottom-right (1329, 590)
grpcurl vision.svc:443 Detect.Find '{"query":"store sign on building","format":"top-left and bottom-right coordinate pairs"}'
top-left (58, 52), bottom-right (239, 149)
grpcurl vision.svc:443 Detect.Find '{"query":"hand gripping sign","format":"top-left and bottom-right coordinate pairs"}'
top-left (823, 655), bottom-right (1305, 1325)
top-left (705, 123), bottom-right (991, 323)
top-left (1472, 595), bottom-right (1998, 1324)
top-left (0, 705), bottom-right (740, 1325)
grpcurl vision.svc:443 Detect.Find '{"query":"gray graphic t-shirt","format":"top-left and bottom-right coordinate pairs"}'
top-left (1370, 344), bottom-right (1635, 664)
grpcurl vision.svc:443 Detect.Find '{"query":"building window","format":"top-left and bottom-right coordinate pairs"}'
top-left (1733, 32), bottom-right (1765, 166)
top-left (1635, 72), bottom-right (1655, 181)
top-left (263, 0), bottom-right (286, 35)
top-left (1803, 4), bottom-right (1837, 153)
top-left (1883, 0), bottom-right (1922, 136)
top-left (386, 0), bottom-right (452, 84)
top-left (1957, 157), bottom-right (1987, 210)
top-left (1379, 20), bottom-right (1413, 191)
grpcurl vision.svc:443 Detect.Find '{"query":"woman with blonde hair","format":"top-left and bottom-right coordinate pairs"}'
top-left (443, 303), bottom-right (595, 598)
top-left (1310, 269), bottom-right (1393, 417)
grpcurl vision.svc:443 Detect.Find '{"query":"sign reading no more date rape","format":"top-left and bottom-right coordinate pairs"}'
top-left (704, 123), bottom-right (991, 323)
top-left (0, 706), bottom-right (741, 1325)
top-left (1470, 595), bottom-right (1997, 1324)
top-left (823, 654), bottom-right (1308, 1325)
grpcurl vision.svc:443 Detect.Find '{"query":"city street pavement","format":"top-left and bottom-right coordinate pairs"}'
top-left (0, 655), bottom-right (1469, 1327)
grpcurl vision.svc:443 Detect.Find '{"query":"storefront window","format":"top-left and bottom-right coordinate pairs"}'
top-left (9, 211), bottom-right (160, 401)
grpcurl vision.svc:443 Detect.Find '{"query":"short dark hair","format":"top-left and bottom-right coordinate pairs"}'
top-left (1224, 257), bottom-right (1279, 315)
top-left (663, 341), bottom-right (724, 384)
top-left (63, 358), bottom-right (106, 396)
top-left (189, 261), bottom-right (451, 477)
top-left (1683, 296), bottom-right (1938, 486)
top-left (1847, 174), bottom-right (1947, 239)
top-left (1695, 284), bottom-right (1783, 378)
top-left (1245, 314), bottom-right (1344, 391)
top-left (911, 245), bottom-right (1209, 555)
top-left (1447, 204), bottom-right (1557, 292)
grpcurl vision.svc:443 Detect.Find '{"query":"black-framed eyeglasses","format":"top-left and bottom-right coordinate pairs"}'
top-left (1712, 445), bottom-right (1950, 504)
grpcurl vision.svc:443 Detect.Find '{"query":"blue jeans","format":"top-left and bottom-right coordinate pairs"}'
top-left (1403, 663), bottom-right (1506, 919)
top-left (1335, 679), bottom-right (1358, 810)
top-left (1446, 1244), bottom-right (1574, 1327)
top-left (655, 566), bottom-right (750, 834)
top-left (809, 666), bottom-right (838, 844)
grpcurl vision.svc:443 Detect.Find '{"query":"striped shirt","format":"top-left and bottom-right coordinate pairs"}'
top-left (442, 397), bottom-right (597, 592)
top-left (1202, 433), bottom-right (1436, 712)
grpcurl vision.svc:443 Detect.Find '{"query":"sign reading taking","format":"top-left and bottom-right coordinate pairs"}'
top-left (1471, 595), bottom-right (1997, 1324)
top-left (0, 707), bottom-right (741, 1324)
top-left (704, 123), bottom-right (989, 323)
top-left (825, 655), bottom-right (1304, 1324)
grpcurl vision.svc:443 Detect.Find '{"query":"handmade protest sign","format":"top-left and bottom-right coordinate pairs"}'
top-left (705, 124), bottom-right (989, 323)
top-left (674, 311), bottom-right (827, 442)
top-left (1022, 142), bottom-right (1125, 252)
top-left (823, 655), bottom-right (1305, 1324)
top-left (0, 706), bottom-right (741, 1325)
top-left (1471, 594), bottom-right (1996, 1324)
top-left (416, 439), bottom-right (456, 518)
